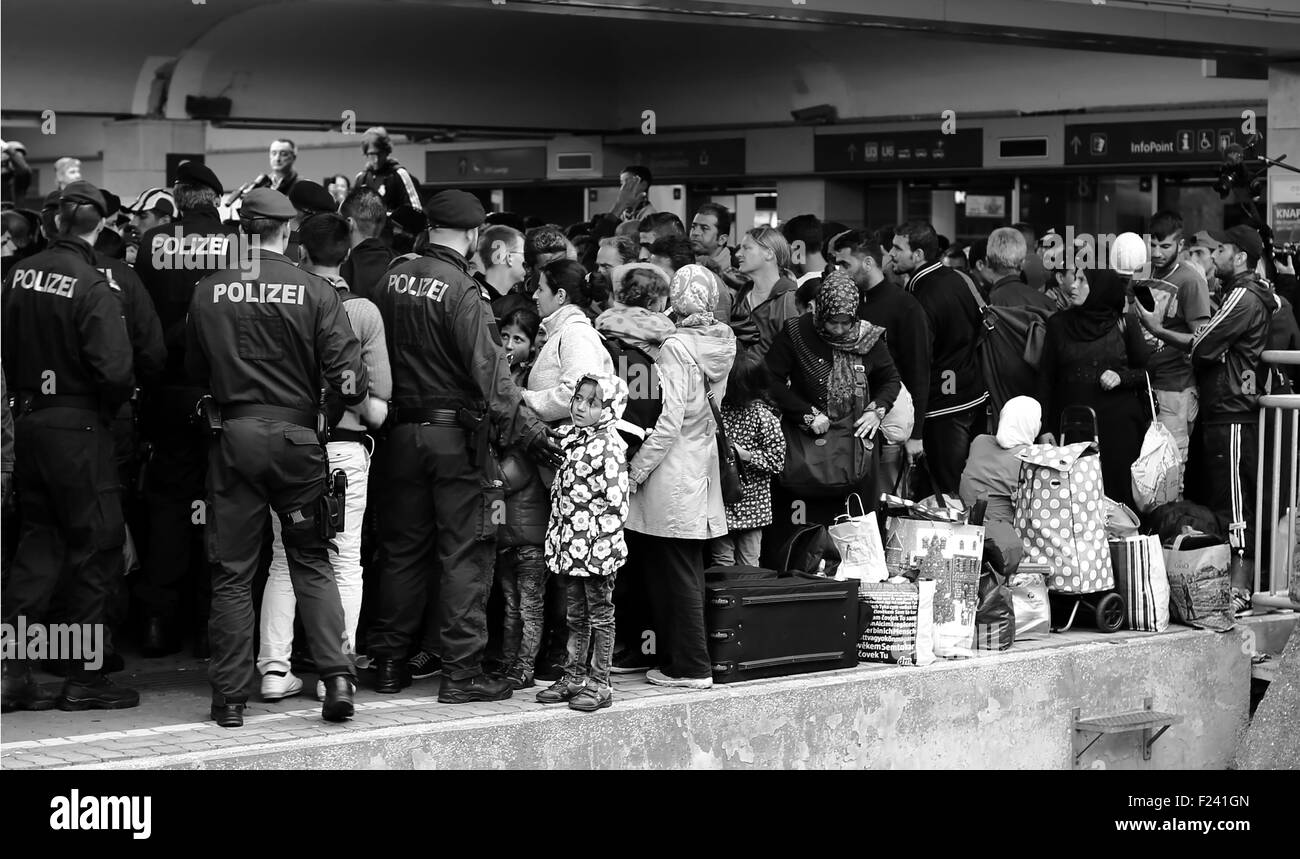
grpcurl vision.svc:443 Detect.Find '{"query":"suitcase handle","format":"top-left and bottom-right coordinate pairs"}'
top-left (740, 591), bottom-right (848, 606)
top-left (734, 652), bottom-right (847, 671)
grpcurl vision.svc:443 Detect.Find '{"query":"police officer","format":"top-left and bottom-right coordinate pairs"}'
top-left (132, 161), bottom-right (238, 657)
top-left (1, 181), bottom-right (139, 712)
top-left (186, 188), bottom-right (377, 728)
top-left (370, 189), bottom-right (560, 703)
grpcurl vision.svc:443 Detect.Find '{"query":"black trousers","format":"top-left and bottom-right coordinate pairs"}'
top-left (205, 418), bottom-right (350, 702)
top-left (370, 423), bottom-right (494, 681)
top-left (133, 428), bottom-right (210, 625)
top-left (919, 403), bottom-right (987, 498)
top-left (630, 530), bottom-right (711, 680)
top-left (1200, 420), bottom-right (1259, 557)
top-left (4, 407), bottom-right (124, 677)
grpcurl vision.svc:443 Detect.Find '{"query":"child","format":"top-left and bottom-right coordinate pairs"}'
top-left (711, 352), bottom-right (786, 567)
top-left (495, 307), bottom-right (549, 689)
top-left (536, 372), bottom-right (630, 712)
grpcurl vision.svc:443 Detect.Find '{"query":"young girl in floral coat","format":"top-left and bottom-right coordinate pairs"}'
top-left (537, 371), bottom-right (631, 712)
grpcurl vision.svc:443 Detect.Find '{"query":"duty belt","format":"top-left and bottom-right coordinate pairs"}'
top-left (328, 427), bottom-right (370, 444)
top-left (393, 407), bottom-right (461, 427)
top-left (223, 404), bottom-right (318, 430)
top-left (20, 393), bottom-right (102, 414)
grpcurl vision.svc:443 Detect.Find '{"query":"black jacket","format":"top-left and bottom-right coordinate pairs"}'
top-left (858, 278), bottom-right (931, 439)
top-left (907, 260), bottom-right (987, 420)
top-left (355, 161), bottom-right (420, 214)
top-left (374, 243), bottom-right (543, 448)
top-left (342, 237), bottom-right (395, 301)
top-left (95, 252), bottom-right (166, 388)
top-left (185, 250), bottom-right (368, 412)
top-left (1191, 271), bottom-right (1275, 422)
top-left (3, 237), bottom-right (134, 410)
top-left (764, 313), bottom-right (901, 420)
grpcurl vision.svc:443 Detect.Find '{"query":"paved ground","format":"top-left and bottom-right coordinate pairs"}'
top-left (2, 616), bottom-right (1290, 770)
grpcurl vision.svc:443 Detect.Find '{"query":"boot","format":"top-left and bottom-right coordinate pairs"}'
top-left (372, 658), bottom-right (410, 694)
top-left (438, 672), bottom-right (513, 704)
top-left (58, 673), bottom-right (141, 711)
top-left (1, 664), bottom-right (58, 713)
top-left (321, 676), bottom-right (355, 722)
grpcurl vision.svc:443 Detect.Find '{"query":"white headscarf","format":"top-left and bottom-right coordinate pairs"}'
top-left (996, 396), bottom-right (1042, 449)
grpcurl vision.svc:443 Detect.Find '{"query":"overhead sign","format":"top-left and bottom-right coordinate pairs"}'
top-left (814, 128), bottom-right (983, 173)
top-left (425, 147), bottom-right (547, 184)
top-left (1063, 117), bottom-right (1267, 166)
top-left (605, 138), bottom-right (745, 178)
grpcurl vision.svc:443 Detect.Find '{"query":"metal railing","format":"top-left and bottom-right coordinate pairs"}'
top-left (1253, 350), bottom-right (1300, 610)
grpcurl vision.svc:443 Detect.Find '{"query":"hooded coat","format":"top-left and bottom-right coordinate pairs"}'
top-left (546, 372), bottom-right (631, 577)
top-left (627, 323), bottom-right (737, 539)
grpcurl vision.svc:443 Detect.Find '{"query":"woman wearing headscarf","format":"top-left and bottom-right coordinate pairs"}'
top-left (764, 271), bottom-right (902, 542)
top-left (1038, 267), bottom-right (1149, 508)
top-left (960, 396), bottom-right (1045, 571)
top-left (625, 264), bottom-right (736, 690)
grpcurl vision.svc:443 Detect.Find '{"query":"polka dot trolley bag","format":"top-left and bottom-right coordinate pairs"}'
top-left (1013, 441), bottom-right (1114, 594)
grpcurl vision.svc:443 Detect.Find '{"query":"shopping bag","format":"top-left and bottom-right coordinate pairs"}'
top-left (1109, 535), bottom-right (1170, 632)
top-left (1105, 497), bottom-right (1141, 540)
top-left (858, 579), bottom-right (935, 666)
top-left (973, 546), bottom-right (1016, 651)
top-left (1131, 380), bottom-right (1183, 513)
top-left (1007, 564), bottom-right (1052, 639)
top-left (1164, 532), bottom-right (1234, 632)
top-left (1013, 441), bottom-right (1113, 594)
top-left (828, 493), bottom-right (888, 584)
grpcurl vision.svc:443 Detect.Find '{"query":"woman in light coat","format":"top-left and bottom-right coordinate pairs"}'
top-left (524, 259), bottom-right (614, 424)
top-left (627, 264), bottom-right (737, 690)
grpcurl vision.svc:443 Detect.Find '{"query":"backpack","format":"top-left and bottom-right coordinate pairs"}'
top-left (601, 333), bottom-right (663, 456)
top-left (954, 270), bottom-right (1052, 430)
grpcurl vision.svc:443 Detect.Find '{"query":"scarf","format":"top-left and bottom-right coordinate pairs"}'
top-left (1058, 269), bottom-right (1128, 341)
top-left (669, 264), bottom-right (719, 328)
top-left (995, 396), bottom-right (1042, 449)
top-left (816, 271), bottom-right (885, 420)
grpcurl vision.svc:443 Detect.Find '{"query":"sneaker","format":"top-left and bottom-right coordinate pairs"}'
top-left (609, 654), bottom-right (652, 675)
top-left (535, 675), bottom-right (585, 704)
top-left (568, 682), bottom-right (613, 712)
top-left (407, 650), bottom-right (442, 680)
top-left (503, 666), bottom-right (535, 690)
top-left (645, 668), bottom-right (713, 690)
top-left (261, 670), bottom-right (304, 702)
top-left (1232, 588), bottom-right (1254, 618)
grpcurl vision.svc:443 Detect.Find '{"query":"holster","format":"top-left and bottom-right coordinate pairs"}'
top-left (319, 467), bottom-right (347, 539)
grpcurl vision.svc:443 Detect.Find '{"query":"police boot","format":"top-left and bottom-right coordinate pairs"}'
top-left (210, 698), bottom-right (246, 729)
top-left (372, 658), bottom-right (410, 694)
top-left (1, 662), bottom-right (58, 713)
top-left (58, 670), bottom-right (141, 711)
top-left (438, 672), bottom-right (513, 704)
top-left (321, 676), bottom-right (355, 723)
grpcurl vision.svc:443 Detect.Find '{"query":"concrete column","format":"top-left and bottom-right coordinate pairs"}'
top-left (1267, 63), bottom-right (1300, 243)
top-left (824, 180), bottom-right (866, 229)
top-left (101, 119), bottom-right (206, 197)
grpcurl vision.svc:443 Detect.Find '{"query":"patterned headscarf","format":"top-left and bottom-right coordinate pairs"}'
top-left (669, 264), bottom-right (720, 328)
top-left (569, 371), bottom-right (629, 436)
top-left (814, 271), bottom-right (885, 420)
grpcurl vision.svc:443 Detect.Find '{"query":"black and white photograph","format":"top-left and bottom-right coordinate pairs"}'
top-left (0, 0), bottom-right (1297, 826)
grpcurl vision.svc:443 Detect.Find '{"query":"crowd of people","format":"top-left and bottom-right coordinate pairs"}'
top-left (2, 138), bottom-right (1298, 727)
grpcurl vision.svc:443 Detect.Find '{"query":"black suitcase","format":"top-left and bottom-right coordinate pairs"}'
top-left (705, 572), bottom-right (860, 684)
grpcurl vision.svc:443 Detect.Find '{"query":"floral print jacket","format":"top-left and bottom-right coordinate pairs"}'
top-left (545, 372), bottom-right (631, 578)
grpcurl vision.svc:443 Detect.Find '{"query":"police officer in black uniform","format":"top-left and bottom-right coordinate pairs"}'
top-left (371, 189), bottom-right (560, 703)
top-left (1, 181), bottom-right (139, 712)
top-left (186, 188), bottom-right (375, 728)
top-left (132, 161), bottom-right (238, 656)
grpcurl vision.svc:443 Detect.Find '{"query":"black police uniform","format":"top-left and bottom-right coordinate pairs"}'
top-left (1, 236), bottom-right (134, 689)
top-left (132, 200), bottom-right (239, 646)
top-left (371, 238), bottom-right (549, 688)
top-left (186, 245), bottom-right (370, 707)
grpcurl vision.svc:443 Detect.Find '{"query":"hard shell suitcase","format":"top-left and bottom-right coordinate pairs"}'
top-left (705, 572), bottom-right (859, 684)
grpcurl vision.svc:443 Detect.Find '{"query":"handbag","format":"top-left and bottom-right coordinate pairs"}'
top-left (779, 353), bottom-right (877, 495)
top-left (1109, 535), bottom-right (1171, 632)
top-left (682, 346), bottom-right (743, 505)
top-left (828, 493), bottom-right (888, 584)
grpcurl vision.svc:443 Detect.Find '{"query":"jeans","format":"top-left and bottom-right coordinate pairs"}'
top-left (563, 572), bottom-right (618, 686)
top-left (632, 531), bottom-right (711, 679)
top-left (920, 404), bottom-right (986, 498)
top-left (1155, 387), bottom-right (1198, 499)
top-left (258, 440), bottom-right (368, 675)
top-left (709, 529), bottom-right (763, 567)
top-left (498, 545), bottom-right (548, 674)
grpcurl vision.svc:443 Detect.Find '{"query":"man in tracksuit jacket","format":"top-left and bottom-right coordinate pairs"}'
top-left (891, 220), bottom-right (988, 496)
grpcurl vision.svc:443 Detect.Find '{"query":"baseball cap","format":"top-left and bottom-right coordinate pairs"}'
top-left (125, 188), bottom-right (176, 218)
top-left (1188, 230), bottom-right (1217, 251)
top-left (1205, 225), bottom-right (1264, 266)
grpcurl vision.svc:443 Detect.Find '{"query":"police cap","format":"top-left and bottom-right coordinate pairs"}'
top-left (424, 190), bottom-right (485, 230)
top-left (288, 180), bottom-right (336, 215)
top-left (60, 181), bottom-right (108, 217)
top-left (175, 161), bottom-right (224, 195)
top-left (241, 188), bottom-right (298, 221)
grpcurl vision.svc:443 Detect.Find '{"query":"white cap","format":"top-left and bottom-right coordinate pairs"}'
top-left (124, 188), bottom-right (176, 217)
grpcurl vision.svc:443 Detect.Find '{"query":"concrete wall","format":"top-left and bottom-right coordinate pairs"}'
top-left (97, 619), bottom-right (1294, 771)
